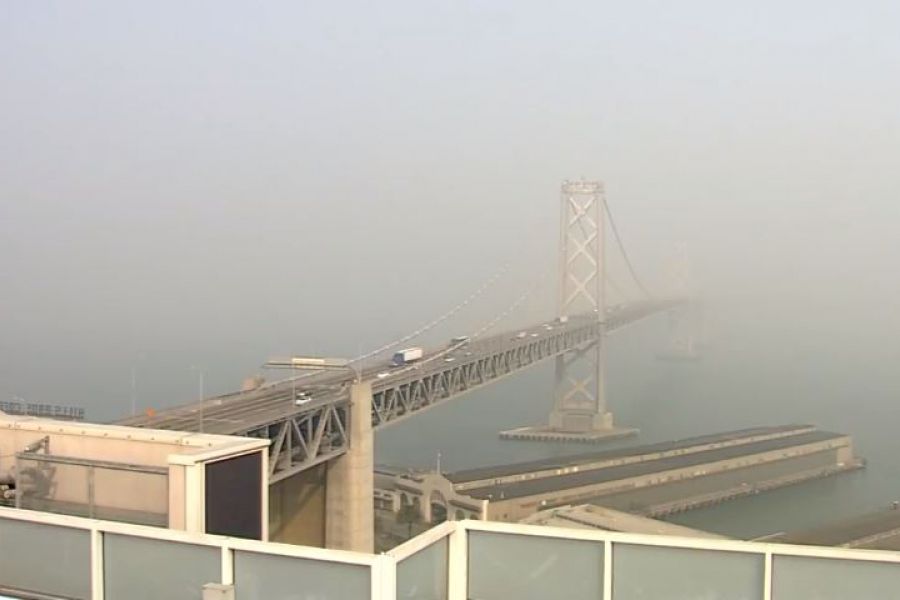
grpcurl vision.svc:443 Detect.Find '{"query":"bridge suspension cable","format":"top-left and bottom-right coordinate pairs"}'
top-left (350, 209), bottom-right (557, 365)
top-left (349, 260), bottom-right (513, 365)
top-left (278, 194), bottom-right (644, 385)
top-left (275, 225), bottom-right (545, 386)
top-left (363, 197), bottom-right (649, 373)
top-left (604, 273), bottom-right (629, 304)
top-left (270, 258), bottom-right (515, 388)
top-left (470, 275), bottom-right (547, 338)
top-left (395, 270), bottom-right (549, 374)
top-left (603, 197), bottom-right (652, 299)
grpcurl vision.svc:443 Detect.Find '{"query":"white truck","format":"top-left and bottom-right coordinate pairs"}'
top-left (392, 347), bottom-right (424, 366)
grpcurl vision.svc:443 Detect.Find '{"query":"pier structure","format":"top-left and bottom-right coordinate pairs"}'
top-left (377, 425), bottom-right (863, 524)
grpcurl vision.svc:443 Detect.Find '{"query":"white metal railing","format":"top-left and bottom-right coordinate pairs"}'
top-left (0, 507), bottom-right (388, 600)
top-left (3, 506), bottom-right (900, 599)
top-left (457, 519), bottom-right (900, 600)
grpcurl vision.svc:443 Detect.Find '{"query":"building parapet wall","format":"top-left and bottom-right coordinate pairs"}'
top-left (0, 413), bottom-right (269, 536)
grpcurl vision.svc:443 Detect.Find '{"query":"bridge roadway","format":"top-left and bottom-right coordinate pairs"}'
top-left (119, 298), bottom-right (680, 482)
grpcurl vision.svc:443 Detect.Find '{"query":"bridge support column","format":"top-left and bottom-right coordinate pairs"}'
top-left (548, 337), bottom-right (614, 432)
top-left (325, 380), bottom-right (374, 553)
top-left (658, 245), bottom-right (701, 361)
top-left (658, 304), bottom-right (701, 361)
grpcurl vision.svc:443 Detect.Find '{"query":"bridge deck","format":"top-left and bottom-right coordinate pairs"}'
top-left (119, 300), bottom-right (676, 435)
top-left (114, 299), bottom-right (683, 482)
top-left (117, 313), bottom-right (597, 434)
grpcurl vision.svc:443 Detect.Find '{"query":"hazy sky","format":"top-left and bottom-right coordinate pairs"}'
top-left (2, 2), bottom-right (899, 417)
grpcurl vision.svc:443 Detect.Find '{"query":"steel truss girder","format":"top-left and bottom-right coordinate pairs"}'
top-left (240, 400), bottom-right (351, 484)
top-left (232, 298), bottom-right (683, 480)
top-left (370, 319), bottom-right (600, 427)
top-left (368, 299), bottom-right (682, 428)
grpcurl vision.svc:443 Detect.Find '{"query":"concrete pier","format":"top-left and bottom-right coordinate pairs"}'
top-left (379, 426), bottom-right (863, 525)
top-left (325, 381), bottom-right (374, 552)
top-left (770, 505), bottom-right (900, 550)
top-left (481, 428), bottom-right (862, 522)
top-left (499, 423), bottom-right (638, 443)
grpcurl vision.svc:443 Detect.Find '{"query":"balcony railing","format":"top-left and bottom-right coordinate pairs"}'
top-left (3, 505), bottom-right (900, 599)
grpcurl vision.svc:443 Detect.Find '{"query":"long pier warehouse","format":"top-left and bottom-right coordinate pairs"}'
top-left (768, 506), bottom-right (900, 550)
top-left (376, 425), bottom-right (863, 523)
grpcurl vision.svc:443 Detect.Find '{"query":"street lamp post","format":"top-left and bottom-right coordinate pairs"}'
top-left (129, 352), bottom-right (146, 417)
top-left (130, 367), bottom-right (137, 417)
top-left (262, 356), bottom-right (360, 400)
top-left (191, 366), bottom-right (205, 433)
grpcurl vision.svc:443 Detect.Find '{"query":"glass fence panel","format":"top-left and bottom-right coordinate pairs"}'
top-left (468, 531), bottom-right (604, 600)
top-left (613, 543), bottom-right (764, 600)
top-left (104, 533), bottom-right (220, 600)
top-left (16, 455), bottom-right (168, 526)
top-left (0, 519), bottom-right (91, 599)
top-left (397, 537), bottom-right (449, 600)
top-left (234, 550), bottom-right (370, 600)
top-left (773, 554), bottom-right (900, 599)
top-left (16, 456), bottom-right (90, 517)
top-left (93, 467), bottom-right (167, 527)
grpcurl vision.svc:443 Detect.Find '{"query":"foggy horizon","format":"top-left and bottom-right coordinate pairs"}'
top-left (2, 0), bottom-right (899, 437)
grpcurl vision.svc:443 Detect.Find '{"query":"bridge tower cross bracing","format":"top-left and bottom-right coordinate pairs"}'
top-left (547, 180), bottom-right (613, 432)
top-left (500, 179), bottom-right (638, 443)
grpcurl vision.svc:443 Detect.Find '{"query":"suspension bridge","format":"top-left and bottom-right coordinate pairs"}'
top-left (118, 180), bottom-right (693, 551)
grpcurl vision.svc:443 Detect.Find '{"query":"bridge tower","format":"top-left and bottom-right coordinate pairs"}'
top-left (658, 243), bottom-right (702, 361)
top-left (501, 180), bottom-right (637, 443)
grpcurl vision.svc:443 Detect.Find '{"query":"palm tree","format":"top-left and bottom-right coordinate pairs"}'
top-left (396, 504), bottom-right (422, 540)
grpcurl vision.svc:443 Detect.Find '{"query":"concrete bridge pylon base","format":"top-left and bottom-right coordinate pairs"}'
top-left (501, 406), bottom-right (638, 443)
top-left (499, 424), bottom-right (638, 444)
top-left (324, 381), bottom-right (374, 553)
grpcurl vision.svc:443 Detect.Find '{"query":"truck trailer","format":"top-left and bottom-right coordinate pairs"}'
top-left (392, 347), bottom-right (424, 366)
